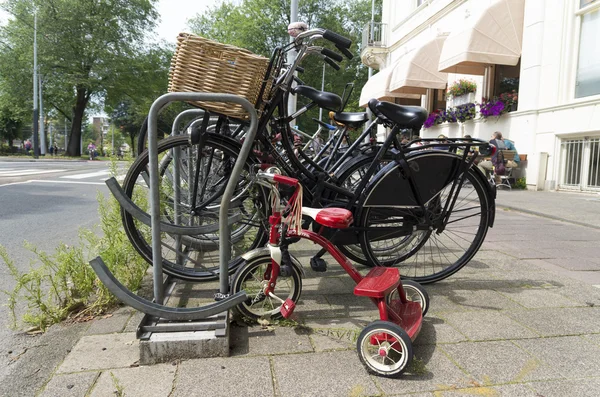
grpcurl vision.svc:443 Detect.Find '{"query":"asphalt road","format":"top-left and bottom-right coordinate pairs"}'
top-left (0, 158), bottom-right (124, 385)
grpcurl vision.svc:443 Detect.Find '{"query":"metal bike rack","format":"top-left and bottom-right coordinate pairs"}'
top-left (91, 92), bottom-right (260, 321)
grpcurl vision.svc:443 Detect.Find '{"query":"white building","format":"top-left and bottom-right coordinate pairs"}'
top-left (360, 0), bottom-right (600, 192)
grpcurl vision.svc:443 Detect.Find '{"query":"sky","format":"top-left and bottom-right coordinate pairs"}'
top-left (0, 0), bottom-right (224, 43)
top-left (154, 0), bottom-right (221, 42)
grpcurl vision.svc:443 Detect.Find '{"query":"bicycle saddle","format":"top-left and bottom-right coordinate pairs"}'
top-left (368, 99), bottom-right (428, 129)
top-left (332, 112), bottom-right (369, 128)
top-left (292, 86), bottom-right (343, 111)
top-left (301, 207), bottom-right (353, 229)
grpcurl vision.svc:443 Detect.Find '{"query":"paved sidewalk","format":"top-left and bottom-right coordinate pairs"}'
top-left (10, 190), bottom-right (600, 396)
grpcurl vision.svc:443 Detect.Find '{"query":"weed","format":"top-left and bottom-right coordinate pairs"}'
top-left (514, 177), bottom-right (527, 189)
top-left (1, 158), bottom-right (148, 331)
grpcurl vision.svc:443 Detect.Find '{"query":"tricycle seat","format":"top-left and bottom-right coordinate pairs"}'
top-left (302, 207), bottom-right (353, 229)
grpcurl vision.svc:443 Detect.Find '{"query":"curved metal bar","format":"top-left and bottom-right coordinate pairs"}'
top-left (105, 177), bottom-right (242, 235)
top-left (148, 93), bottom-right (258, 305)
top-left (171, 109), bottom-right (205, 137)
top-left (89, 257), bottom-right (247, 320)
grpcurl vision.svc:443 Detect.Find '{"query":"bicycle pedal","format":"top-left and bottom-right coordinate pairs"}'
top-left (310, 257), bottom-right (327, 272)
top-left (280, 299), bottom-right (296, 319)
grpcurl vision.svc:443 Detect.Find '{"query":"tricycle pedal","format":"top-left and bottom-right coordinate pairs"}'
top-left (310, 256), bottom-right (327, 272)
top-left (280, 298), bottom-right (296, 319)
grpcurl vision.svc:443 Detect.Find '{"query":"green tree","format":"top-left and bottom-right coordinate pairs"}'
top-left (0, 105), bottom-right (23, 148)
top-left (188, 0), bottom-right (381, 132)
top-left (0, 0), bottom-right (159, 156)
top-left (110, 100), bottom-right (142, 150)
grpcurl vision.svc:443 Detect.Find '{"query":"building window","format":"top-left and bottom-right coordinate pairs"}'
top-left (493, 60), bottom-right (521, 97)
top-left (580, 0), bottom-right (598, 8)
top-left (575, 3), bottom-right (600, 98)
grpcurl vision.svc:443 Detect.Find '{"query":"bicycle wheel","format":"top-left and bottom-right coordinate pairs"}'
top-left (359, 152), bottom-right (490, 284)
top-left (122, 133), bottom-right (268, 281)
top-left (327, 152), bottom-right (392, 265)
top-left (230, 253), bottom-right (302, 322)
top-left (136, 103), bottom-right (197, 156)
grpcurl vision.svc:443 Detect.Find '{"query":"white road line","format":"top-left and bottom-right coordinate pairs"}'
top-left (0, 169), bottom-right (65, 176)
top-left (60, 170), bottom-right (111, 180)
top-left (0, 180), bottom-right (34, 188)
top-left (29, 180), bottom-right (106, 186)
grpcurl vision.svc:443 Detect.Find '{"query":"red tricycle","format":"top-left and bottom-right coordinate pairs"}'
top-left (231, 167), bottom-right (428, 377)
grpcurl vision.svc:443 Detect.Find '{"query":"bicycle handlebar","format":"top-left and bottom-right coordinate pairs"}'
top-left (320, 48), bottom-right (343, 62)
top-left (323, 56), bottom-right (340, 71)
top-left (336, 45), bottom-right (353, 60)
top-left (323, 30), bottom-right (352, 49)
top-left (256, 167), bottom-right (299, 187)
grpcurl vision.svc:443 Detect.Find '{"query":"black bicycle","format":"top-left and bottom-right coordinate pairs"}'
top-left (120, 28), bottom-right (496, 284)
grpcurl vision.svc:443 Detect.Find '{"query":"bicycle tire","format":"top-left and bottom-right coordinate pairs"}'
top-left (122, 133), bottom-right (269, 281)
top-left (358, 151), bottom-right (491, 284)
top-left (326, 152), bottom-right (394, 265)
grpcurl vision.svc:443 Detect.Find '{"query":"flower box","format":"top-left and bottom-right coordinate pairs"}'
top-left (449, 92), bottom-right (475, 108)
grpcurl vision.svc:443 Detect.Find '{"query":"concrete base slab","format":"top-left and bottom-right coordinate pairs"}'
top-left (139, 311), bottom-right (230, 365)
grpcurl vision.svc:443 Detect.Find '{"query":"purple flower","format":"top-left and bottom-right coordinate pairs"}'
top-left (480, 100), bottom-right (505, 117)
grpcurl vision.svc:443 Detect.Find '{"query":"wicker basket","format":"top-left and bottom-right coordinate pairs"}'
top-left (168, 33), bottom-right (270, 120)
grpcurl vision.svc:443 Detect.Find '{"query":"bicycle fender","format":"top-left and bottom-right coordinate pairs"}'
top-left (240, 247), bottom-right (305, 278)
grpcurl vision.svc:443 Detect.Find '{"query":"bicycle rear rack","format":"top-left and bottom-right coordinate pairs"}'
top-left (90, 92), bottom-right (260, 319)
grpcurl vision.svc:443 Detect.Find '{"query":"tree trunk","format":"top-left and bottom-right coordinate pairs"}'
top-left (66, 87), bottom-right (91, 156)
top-left (130, 132), bottom-right (135, 154)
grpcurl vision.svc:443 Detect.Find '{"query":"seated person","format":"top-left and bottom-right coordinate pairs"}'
top-left (477, 131), bottom-right (520, 181)
top-left (434, 134), bottom-right (450, 151)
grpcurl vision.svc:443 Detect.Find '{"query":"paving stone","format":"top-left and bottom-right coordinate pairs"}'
top-left (308, 331), bottom-right (355, 352)
top-left (426, 295), bottom-right (471, 313)
top-left (301, 276), bottom-right (349, 295)
top-left (582, 333), bottom-right (600, 347)
top-left (173, 356), bottom-right (273, 397)
top-left (413, 315), bottom-right (468, 346)
top-left (325, 294), bottom-right (380, 318)
top-left (89, 364), bottom-right (176, 397)
top-left (123, 310), bottom-right (146, 333)
top-left (39, 372), bottom-right (98, 397)
top-left (506, 307), bottom-right (600, 336)
top-left (433, 383), bottom-right (539, 397)
top-left (436, 289), bottom-right (523, 312)
top-left (495, 288), bottom-right (582, 309)
top-left (272, 351), bottom-right (379, 397)
top-left (374, 345), bottom-right (473, 395)
top-left (292, 295), bottom-right (342, 319)
top-left (301, 318), bottom-right (365, 351)
top-left (528, 377), bottom-right (600, 397)
top-left (230, 324), bottom-right (313, 357)
top-left (545, 257), bottom-right (600, 271)
top-left (85, 307), bottom-right (133, 335)
top-left (440, 311), bottom-right (539, 341)
top-left (442, 341), bottom-right (562, 384)
top-left (56, 333), bottom-right (139, 373)
top-left (515, 336), bottom-right (600, 378)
